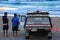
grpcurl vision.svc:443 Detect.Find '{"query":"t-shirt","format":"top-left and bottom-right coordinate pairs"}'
top-left (2, 16), bottom-right (8, 25)
top-left (12, 16), bottom-right (19, 27)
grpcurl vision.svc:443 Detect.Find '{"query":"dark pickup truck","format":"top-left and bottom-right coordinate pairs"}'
top-left (24, 11), bottom-right (52, 39)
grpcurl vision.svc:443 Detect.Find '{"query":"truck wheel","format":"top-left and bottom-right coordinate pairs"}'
top-left (25, 36), bottom-right (29, 39)
top-left (48, 36), bottom-right (52, 39)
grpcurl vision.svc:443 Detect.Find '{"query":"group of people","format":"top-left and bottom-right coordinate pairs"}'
top-left (2, 12), bottom-right (20, 37)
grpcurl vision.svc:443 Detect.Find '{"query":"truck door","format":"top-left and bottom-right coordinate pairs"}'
top-left (19, 15), bottom-right (26, 31)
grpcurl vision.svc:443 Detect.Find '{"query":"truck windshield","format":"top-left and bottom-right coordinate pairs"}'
top-left (26, 17), bottom-right (50, 25)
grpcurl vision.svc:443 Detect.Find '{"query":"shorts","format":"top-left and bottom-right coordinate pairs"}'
top-left (12, 27), bottom-right (18, 31)
top-left (3, 25), bottom-right (9, 30)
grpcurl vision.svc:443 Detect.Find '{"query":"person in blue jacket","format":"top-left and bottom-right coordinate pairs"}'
top-left (12, 13), bottom-right (19, 37)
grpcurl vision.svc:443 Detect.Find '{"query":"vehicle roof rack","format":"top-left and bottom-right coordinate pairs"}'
top-left (27, 10), bottom-right (49, 15)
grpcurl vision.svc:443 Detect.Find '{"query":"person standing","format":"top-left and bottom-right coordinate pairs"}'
top-left (2, 12), bottom-right (9, 37)
top-left (17, 15), bottom-right (20, 31)
top-left (12, 13), bottom-right (19, 37)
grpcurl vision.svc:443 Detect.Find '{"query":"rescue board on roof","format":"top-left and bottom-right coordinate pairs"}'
top-left (27, 10), bottom-right (49, 17)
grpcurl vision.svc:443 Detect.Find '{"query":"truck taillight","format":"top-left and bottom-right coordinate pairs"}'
top-left (24, 28), bottom-right (29, 30)
top-left (47, 28), bottom-right (52, 31)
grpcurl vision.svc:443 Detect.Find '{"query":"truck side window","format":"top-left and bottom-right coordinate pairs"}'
top-left (21, 15), bottom-right (26, 22)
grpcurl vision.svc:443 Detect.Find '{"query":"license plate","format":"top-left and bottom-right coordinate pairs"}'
top-left (31, 29), bottom-right (37, 31)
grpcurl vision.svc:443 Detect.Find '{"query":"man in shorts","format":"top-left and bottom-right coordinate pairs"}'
top-left (12, 13), bottom-right (19, 37)
top-left (2, 12), bottom-right (9, 37)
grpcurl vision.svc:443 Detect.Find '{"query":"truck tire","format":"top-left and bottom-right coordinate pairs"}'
top-left (48, 36), bottom-right (52, 39)
top-left (25, 36), bottom-right (29, 39)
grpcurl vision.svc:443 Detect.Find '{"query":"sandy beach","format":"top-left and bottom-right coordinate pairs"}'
top-left (0, 16), bottom-right (60, 40)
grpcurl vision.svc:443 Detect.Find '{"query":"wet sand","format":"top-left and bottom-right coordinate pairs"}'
top-left (0, 16), bottom-right (60, 40)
